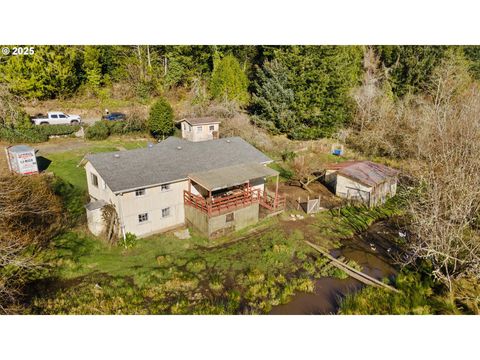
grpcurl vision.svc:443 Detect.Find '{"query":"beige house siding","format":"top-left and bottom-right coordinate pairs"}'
top-left (117, 180), bottom-right (188, 237)
top-left (85, 162), bottom-right (119, 236)
top-left (85, 161), bottom-right (190, 238)
top-left (335, 174), bottom-right (373, 204)
top-left (181, 121), bottom-right (219, 142)
top-left (85, 162), bottom-right (117, 204)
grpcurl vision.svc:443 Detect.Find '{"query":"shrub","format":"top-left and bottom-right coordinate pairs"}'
top-left (0, 124), bottom-right (81, 143)
top-left (281, 150), bottom-right (297, 162)
top-left (147, 98), bottom-right (174, 139)
top-left (36, 124), bottom-right (81, 136)
top-left (121, 232), bottom-right (137, 249)
top-left (107, 121), bottom-right (127, 135)
top-left (85, 121), bottom-right (110, 140)
top-left (0, 126), bottom-right (48, 143)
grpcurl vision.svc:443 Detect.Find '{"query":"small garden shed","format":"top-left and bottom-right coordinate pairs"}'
top-left (324, 161), bottom-right (399, 207)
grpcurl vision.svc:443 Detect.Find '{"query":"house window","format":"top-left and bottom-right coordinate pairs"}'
top-left (189, 125), bottom-right (192, 132)
top-left (161, 184), bottom-right (170, 191)
top-left (138, 213), bottom-right (149, 223)
top-left (226, 213), bottom-right (234, 222)
top-left (162, 207), bottom-right (170, 218)
top-left (183, 123), bottom-right (187, 130)
top-left (209, 125), bottom-right (215, 131)
top-left (196, 126), bottom-right (202, 133)
top-left (91, 173), bottom-right (98, 187)
top-left (135, 188), bottom-right (146, 196)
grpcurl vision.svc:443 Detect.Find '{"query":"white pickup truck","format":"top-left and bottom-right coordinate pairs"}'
top-left (32, 111), bottom-right (82, 125)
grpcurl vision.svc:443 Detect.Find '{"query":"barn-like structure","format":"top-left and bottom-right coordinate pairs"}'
top-left (324, 161), bottom-right (399, 207)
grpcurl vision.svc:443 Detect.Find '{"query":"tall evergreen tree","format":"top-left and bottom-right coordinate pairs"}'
top-left (252, 46), bottom-right (363, 139)
top-left (0, 45), bottom-right (81, 99)
top-left (83, 46), bottom-right (102, 90)
top-left (147, 98), bottom-right (174, 139)
top-left (251, 60), bottom-right (295, 134)
top-left (210, 54), bottom-right (249, 105)
top-left (374, 45), bottom-right (449, 96)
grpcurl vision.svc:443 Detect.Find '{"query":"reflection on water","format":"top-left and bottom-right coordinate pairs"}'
top-left (270, 221), bottom-right (401, 315)
top-left (270, 277), bottom-right (362, 315)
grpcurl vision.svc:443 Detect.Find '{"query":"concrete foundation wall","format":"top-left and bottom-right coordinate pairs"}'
top-left (184, 206), bottom-right (210, 235)
top-left (185, 203), bottom-right (260, 238)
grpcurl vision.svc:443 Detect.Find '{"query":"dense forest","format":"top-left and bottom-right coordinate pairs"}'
top-left (2, 45), bottom-right (480, 139)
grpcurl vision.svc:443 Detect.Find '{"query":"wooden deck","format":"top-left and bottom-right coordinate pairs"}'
top-left (184, 188), bottom-right (285, 216)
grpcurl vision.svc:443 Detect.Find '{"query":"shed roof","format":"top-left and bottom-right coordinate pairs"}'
top-left (189, 162), bottom-right (278, 191)
top-left (326, 161), bottom-right (399, 187)
top-left (181, 117), bottom-right (221, 126)
top-left (8, 145), bottom-right (34, 153)
top-left (85, 137), bottom-right (272, 193)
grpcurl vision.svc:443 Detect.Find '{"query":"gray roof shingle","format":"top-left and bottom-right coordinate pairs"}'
top-left (189, 162), bottom-right (278, 191)
top-left (85, 137), bottom-right (272, 193)
top-left (181, 117), bottom-right (220, 125)
top-left (327, 161), bottom-right (399, 187)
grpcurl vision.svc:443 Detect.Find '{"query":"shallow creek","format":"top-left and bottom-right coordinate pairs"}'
top-left (270, 221), bottom-right (401, 315)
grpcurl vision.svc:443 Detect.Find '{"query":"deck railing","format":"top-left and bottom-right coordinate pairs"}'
top-left (184, 188), bottom-right (285, 216)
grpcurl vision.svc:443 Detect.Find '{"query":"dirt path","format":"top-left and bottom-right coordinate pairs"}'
top-left (33, 138), bottom-right (90, 154)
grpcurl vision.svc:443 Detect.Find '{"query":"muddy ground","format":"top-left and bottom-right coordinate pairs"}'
top-left (267, 180), bottom-right (342, 211)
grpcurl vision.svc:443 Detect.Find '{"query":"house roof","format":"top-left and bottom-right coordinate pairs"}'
top-left (85, 137), bottom-right (272, 193)
top-left (326, 160), bottom-right (399, 187)
top-left (189, 162), bottom-right (278, 192)
top-left (85, 199), bottom-right (107, 211)
top-left (181, 117), bottom-right (221, 126)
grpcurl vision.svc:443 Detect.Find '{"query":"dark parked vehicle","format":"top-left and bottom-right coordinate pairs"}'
top-left (102, 112), bottom-right (127, 121)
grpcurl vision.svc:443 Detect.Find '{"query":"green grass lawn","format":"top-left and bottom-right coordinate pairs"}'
top-left (29, 221), bottom-right (347, 314)
top-left (44, 138), bottom-right (148, 190)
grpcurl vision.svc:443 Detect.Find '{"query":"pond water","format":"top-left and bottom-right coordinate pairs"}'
top-left (270, 221), bottom-right (401, 315)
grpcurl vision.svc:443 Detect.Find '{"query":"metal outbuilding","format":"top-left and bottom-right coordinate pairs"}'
top-left (5, 145), bottom-right (39, 175)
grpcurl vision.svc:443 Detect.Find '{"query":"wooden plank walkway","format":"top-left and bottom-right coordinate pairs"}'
top-left (304, 240), bottom-right (401, 293)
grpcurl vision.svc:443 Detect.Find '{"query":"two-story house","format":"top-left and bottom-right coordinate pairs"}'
top-left (84, 137), bottom-right (284, 239)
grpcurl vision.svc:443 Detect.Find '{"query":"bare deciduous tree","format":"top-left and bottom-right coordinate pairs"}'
top-left (351, 50), bottom-right (480, 293)
top-left (349, 48), bottom-right (420, 159)
top-left (289, 155), bottom-right (323, 193)
top-left (406, 56), bottom-right (480, 291)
